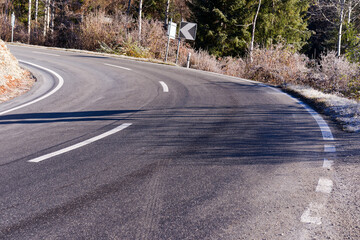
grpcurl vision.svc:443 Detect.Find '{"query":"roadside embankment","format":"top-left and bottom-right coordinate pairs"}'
top-left (284, 84), bottom-right (360, 133)
top-left (0, 39), bottom-right (35, 103)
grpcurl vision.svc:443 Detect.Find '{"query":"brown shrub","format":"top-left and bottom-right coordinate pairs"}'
top-left (138, 19), bottom-right (167, 59)
top-left (220, 57), bottom-right (245, 78)
top-left (319, 51), bottom-right (360, 95)
top-left (79, 11), bottom-right (127, 51)
top-left (245, 44), bottom-right (309, 85)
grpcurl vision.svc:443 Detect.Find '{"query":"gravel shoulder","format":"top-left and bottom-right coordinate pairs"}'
top-left (281, 86), bottom-right (360, 239)
top-left (325, 128), bottom-right (360, 239)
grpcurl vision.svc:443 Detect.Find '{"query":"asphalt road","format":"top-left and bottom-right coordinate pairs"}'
top-left (0, 45), bottom-right (332, 239)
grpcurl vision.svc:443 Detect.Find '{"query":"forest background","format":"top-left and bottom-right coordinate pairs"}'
top-left (1, 0), bottom-right (360, 99)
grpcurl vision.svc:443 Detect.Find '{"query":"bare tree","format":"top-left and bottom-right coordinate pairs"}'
top-left (28, 0), bottom-right (32, 43)
top-left (43, 0), bottom-right (50, 37)
top-left (35, 0), bottom-right (38, 27)
top-left (138, 0), bottom-right (143, 41)
top-left (50, 0), bottom-right (54, 34)
top-left (127, 0), bottom-right (132, 14)
top-left (314, 0), bottom-right (360, 56)
top-left (250, 0), bottom-right (261, 62)
top-left (165, 0), bottom-right (170, 28)
top-left (338, 0), bottom-right (345, 56)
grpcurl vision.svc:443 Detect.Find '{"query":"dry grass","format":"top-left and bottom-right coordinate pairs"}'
top-left (79, 11), bottom-right (166, 59)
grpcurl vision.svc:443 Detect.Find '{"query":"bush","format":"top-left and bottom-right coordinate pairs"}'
top-left (245, 44), bottom-right (309, 85)
top-left (220, 56), bottom-right (245, 78)
top-left (79, 11), bottom-right (126, 51)
top-left (320, 51), bottom-right (360, 94)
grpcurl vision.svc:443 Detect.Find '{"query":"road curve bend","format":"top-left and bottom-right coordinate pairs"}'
top-left (0, 45), bottom-right (334, 239)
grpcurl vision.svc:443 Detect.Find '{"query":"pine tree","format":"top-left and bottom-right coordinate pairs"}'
top-left (189, 0), bottom-right (251, 57)
top-left (189, 0), bottom-right (311, 57)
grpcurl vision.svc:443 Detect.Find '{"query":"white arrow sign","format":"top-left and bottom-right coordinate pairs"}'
top-left (179, 22), bottom-right (197, 41)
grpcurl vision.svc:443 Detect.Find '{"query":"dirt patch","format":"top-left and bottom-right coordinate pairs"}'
top-left (0, 39), bottom-right (35, 103)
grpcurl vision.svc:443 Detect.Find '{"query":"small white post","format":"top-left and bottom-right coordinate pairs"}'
top-left (186, 52), bottom-right (191, 68)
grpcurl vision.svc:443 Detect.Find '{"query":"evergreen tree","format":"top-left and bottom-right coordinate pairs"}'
top-left (189, 0), bottom-right (311, 57)
top-left (189, 0), bottom-right (251, 57)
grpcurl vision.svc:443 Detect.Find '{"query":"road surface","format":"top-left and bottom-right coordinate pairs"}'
top-left (0, 45), bottom-right (336, 239)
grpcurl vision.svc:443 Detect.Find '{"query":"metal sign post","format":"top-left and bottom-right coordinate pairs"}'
top-left (175, 38), bottom-right (181, 64)
top-left (11, 12), bottom-right (15, 42)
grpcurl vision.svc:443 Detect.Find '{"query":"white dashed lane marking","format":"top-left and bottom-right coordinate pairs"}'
top-left (32, 51), bottom-right (60, 57)
top-left (315, 178), bottom-right (333, 194)
top-left (104, 63), bottom-right (132, 71)
top-left (159, 81), bottom-right (169, 93)
top-left (300, 203), bottom-right (323, 225)
top-left (28, 123), bottom-right (132, 163)
top-left (323, 158), bottom-right (334, 170)
top-left (324, 144), bottom-right (336, 153)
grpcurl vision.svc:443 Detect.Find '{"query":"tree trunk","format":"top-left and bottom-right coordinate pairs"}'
top-left (138, 0), bottom-right (143, 42)
top-left (127, 0), bottom-right (131, 15)
top-left (35, 0), bottom-right (38, 24)
top-left (348, 0), bottom-right (352, 24)
top-left (28, 0), bottom-right (32, 43)
top-left (44, 0), bottom-right (50, 37)
top-left (4, 0), bottom-right (9, 20)
top-left (50, 0), bottom-right (55, 34)
top-left (165, 0), bottom-right (170, 28)
top-left (337, 0), bottom-right (345, 57)
top-left (250, 0), bottom-right (261, 63)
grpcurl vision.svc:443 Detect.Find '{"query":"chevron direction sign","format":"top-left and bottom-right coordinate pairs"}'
top-left (179, 22), bottom-right (197, 41)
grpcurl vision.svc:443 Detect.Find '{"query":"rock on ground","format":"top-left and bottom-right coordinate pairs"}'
top-left (0, 39), bottom-right (35, 103)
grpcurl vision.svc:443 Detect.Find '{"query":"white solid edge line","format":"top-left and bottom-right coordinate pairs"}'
top-left (28, 123), bottom-right (132, 163)
top-left (32, 51), bottom-right (60, 57)
top-left (159, 81), bottom-right (169, 93)
top-left (296, 101), bottom-right (334, 141)
top-left (0, 60), bottom-right (64, 116)
top-left (104, 63), bottom-right (132, 71)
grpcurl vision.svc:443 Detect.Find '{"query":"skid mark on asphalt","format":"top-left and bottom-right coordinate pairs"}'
top-left (135, 162), bottom-right (165, 240)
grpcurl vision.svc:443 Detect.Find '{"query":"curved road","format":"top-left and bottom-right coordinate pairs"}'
top-left (0, 45), bottom-right (333, 239)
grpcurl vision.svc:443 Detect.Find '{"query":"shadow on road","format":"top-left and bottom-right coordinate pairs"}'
top-left (0, 110), bottom-right (139, 124)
